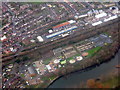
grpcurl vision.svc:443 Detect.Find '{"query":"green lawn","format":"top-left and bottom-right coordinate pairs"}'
top-left (49, 75), bottom-right (57, 81)
top-left (21, 74), bottom-right (25, 77)
top-left (86, 47), bottom-right (102, 57)
top-left (41, 77), bottom-right (49, 81)
top-left (59, 56), bottom-right (63, 59)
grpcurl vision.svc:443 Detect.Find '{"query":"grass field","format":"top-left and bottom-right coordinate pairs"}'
top-left (86, 47), bottom-right (102, 57)
top-left (49, 75), bottom-right (58, 81)
top-left (21, 74), bottom-right (25, 77)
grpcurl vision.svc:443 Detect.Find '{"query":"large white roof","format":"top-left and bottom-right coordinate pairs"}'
top-left (95, 12), bottom-right (107, 18)
top-left (37, 36), bottom-right (44, 42)
top-left (104, 15), bottom-right (118, 22)
top-left (68, 20), bottom-right (76, 24)
top-left (78, 14), bottom-right (87, 18)
top-left (92, 21), bottom-right (102, 26)
top-left (46, 65), bottom-right (51, 70)
top-left (48, 30), bottom-right (53, 33)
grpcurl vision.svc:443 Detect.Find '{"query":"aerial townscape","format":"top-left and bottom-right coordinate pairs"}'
top-left (1, 1), bottom-right (120, 88)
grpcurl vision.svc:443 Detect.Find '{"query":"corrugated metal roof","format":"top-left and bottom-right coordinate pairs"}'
top-left (46, 26), bottom-right (77, 39)
top-left (53, 22), bottom-right (70, 29)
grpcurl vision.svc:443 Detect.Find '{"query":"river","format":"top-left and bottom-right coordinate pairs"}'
top-left (48, 49), bottom-right (119, 88)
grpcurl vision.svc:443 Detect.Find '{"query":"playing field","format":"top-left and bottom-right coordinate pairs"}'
top-left (86, 46), bottom-right (102, 57)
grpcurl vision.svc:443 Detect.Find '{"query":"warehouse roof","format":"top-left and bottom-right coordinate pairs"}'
top-left (46, 26), bottom-right (77, 39)
top-left (37, 36), bottom-right (44, 42)
top-left (53, 22), bottom-right (70, 29)
top-left (95, 12), bottom-right (107, 18)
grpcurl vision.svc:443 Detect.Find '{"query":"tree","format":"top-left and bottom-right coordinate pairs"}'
top-left (95, 82), bottom-right (104, 88)
top-left (104, 84), bottom-right (110, 88)
top-left (87, 79), bottom-right (96, 88)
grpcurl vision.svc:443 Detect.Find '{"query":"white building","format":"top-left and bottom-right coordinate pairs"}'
top-left (1, 35), bottom-right (7, 41)
top-left (48, 30), bottom-right (53, 33)
top-left (95, 12), bottom-right (107, 18)
top-left (92, 21), bottom-right (103, 26)
top-left (104, 15), bottom-right (118, 22)
top-left (37, 36), bottom-right (44, 42)
top-left (46, 65), bottom-right (52, 71)
top-left (68, 20), bottom-right (76, 24)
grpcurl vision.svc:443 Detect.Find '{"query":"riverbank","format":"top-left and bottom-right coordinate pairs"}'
top-left (47, 46), bottom-right (120, 88)
top-left (74, 68), bottom-right (120, 88)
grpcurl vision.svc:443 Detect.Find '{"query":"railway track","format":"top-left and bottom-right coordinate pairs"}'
top-left (2, 18), bottom-right (120, 66)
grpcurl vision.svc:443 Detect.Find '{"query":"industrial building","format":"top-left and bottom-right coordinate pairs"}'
top-left (53, 22), bottom-right (70, 29)
top-left (89, 34), bottom-right (112, 47)
top-left (37, 36), bottom-right (44, 42)
top-left (46, 26), bottom-right (78, 39)
top-left (27, 66), bottom-right (38, 77)
top-left (33, 61), bottom-right (46, 75)
top-left (92, 21), bottom-right (103, 26)
top-left (104, 15), bottom-right (118, 22)
top-left (52, 20), bottom-right (76, 30)
top-left (95, 12), bottom-right (107, 18)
